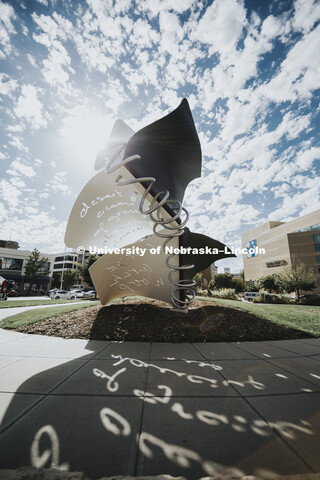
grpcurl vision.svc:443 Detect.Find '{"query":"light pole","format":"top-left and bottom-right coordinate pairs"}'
top-left (59, 248), bottom-right (66, 289)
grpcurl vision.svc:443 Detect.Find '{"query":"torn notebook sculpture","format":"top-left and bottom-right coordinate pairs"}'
top-left (65, 99), bottom-right (235, 310)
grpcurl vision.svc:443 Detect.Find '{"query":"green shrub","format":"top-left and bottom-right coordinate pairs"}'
top-left (253, 292), bottom-right (290, 304)
top-left (209, 288), bottom-right (238, 300)
top-left (297, 294), bottom-right (320, 306)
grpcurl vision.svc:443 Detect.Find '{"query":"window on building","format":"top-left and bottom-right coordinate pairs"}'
top-left (55, 256), bottom-right (64, 262)
top-left (64, 255), bottom-right (75, 261)
top-left (313, 234), bottom-right (320, 242)
top-left (294, 224), bottom-right (320, 233)
top-left (0, 257), bottom-right (23, 270)
top-left (317, 255), bottom-right (320, 265)
top-left (314, 244), bottom-right (320, 252)
top-left (36, 261), bottom-right (50, 273)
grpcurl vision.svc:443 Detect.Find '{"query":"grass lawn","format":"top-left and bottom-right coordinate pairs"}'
top-left (0, 299), bottom-right (93, 309)
top-left (1, 302), bottom-right (100, 329)
top-left (197, 296), bottom-right (320, 336)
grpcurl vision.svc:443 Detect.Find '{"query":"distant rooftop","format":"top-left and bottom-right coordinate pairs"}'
top-left (0, 240), bottom-right (19, 250)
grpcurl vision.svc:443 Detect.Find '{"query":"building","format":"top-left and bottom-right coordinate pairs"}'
top-left (0, 241), bottom-right (55, 294)
top-left (0, 241), bottom-right (86, 294)
top-left (53, 252), bottom-right (79, 274)
top-left (242, 209), bottom-right (320, 293)
top-left (224, 267), bottom-right (231, 273)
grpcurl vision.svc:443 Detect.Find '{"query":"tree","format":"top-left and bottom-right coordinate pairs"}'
top-left (233, 278), bottom-right (246, 293)
top-left (24, 249), bottom-right (49, 293)
top-left (277, 262), bottom-right (317, 298)
top-left (193, 273), bottom-right (204, 289)
top-left (51, 272), bottom-right (61, 289)
top-left (258, 274), bottom-right (281, 293)
top-left (62, 269), bottom-right (79, 290)
top-left (78, 255), bottom-right (98, 288)
top-left (245, 280), bottom-right (259, 292)
top-left (209, 273), bottom-right (235, 290)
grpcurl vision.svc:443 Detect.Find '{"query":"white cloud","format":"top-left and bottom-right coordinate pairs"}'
top-left (257, 24), bottom-right (320, 103)
top-left (292, 0), bottom-right (320, 33)
top-left (0, 0), bottom-right (16, 58)
top-left (0, 179), bottom-right (22, 209)
top-left (296, 147), bottom-right (320, 169)
top-left (138, 0), bottom-right (196, 17)
top-left (14, 85), bottom-right (48, 130)
top-left (0, 73), bottom-right (18, 97)
top-left (6, 158), bottom-right (36, 178)
top-left (190, 0), bottom-right (247, 57)
top-left (268, 179), bottom-right (320, 220)
top-left (26, 53), bottom-right (37, 67)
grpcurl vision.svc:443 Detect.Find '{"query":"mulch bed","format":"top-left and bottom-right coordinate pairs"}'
top-left (13, 298), bottom-right (314, 342)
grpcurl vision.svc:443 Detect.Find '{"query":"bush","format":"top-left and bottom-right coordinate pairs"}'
top-left (253, 293), bottom-right (290, 304)
top-left (209, 274), bottom-right (245, 293)
top-left (297, 294), bottom-right (320, 306)
top-left (209, 288), bottom-right (238, 300)
top-left (196, 289), bottom-right (208, 297)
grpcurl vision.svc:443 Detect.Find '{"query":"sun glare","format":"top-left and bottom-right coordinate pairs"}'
top-left (60, 110), bottom-right (115, 165)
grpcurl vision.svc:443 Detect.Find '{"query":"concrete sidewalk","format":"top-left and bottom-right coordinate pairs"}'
top-left (0, 328), bottom-right (319, 479)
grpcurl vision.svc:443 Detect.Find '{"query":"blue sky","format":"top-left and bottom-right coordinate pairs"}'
top-left (0, 0), bottom-right (319, 272)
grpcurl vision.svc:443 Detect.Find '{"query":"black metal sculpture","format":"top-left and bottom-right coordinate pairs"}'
top-left (65, 98), bottom-right (235, 310)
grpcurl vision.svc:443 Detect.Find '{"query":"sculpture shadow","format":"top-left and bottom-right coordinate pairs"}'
top-left (0, 333), bottom-right (319, 479)
top-left (89, 301), bottom-right (314, 343)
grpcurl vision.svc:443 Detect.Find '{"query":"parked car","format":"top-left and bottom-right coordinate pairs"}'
top-left (69, 289), bottom-right (84, 298)
top-left (83, 290), bottom-right (96, 298)
top-left (47, 288), bottom-right (59, 297)
top-left (50, 290), bottom-right (76, 300)
top-left (243, 292), bottom-right (259, 302)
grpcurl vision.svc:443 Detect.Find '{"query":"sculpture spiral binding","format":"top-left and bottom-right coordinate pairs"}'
top-left (104, 140), bottom-right (196, 310)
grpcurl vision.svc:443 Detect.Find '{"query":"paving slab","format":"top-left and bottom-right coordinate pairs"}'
top-left (248, 393), bottom-right (320, 472)
top-left (31, 338), bottom-right (108, 359)
top-left (0, 334), bottom-right (64, 356)
top-left (0, 356), bottom-right (86, 394)
top-left (193, 343), bottom-right (257, 360)
top-left (231, 341), bottom-right (302, 359)
top-left (0, 395), bottom-right (143, 479)
top-left (136, 396), bottom-right (311, 479)
top-left (265, 340), bottom-right (320, 356)
top-left (95, 341), bottom-right (151, 360)
top-left (53, 358), bottom-right (148, 396)
top-left (0, 355), bottom-right (24, 369)
top-left (0, 329), bottom-right (28, 344)
top-left (149, 343), bottom-right (204, 361)
top-left (216, 359), bottom-right (318, 396)
top-left (294, 338), bottom-right (320, 346)
top-left (266, 357), bottom-right (320, 387)
top-left (0, 392), bottom-right (43, 433)
top-left (145, 359), bottom-right (238, 397)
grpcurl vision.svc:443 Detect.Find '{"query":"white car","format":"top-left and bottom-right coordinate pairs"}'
top-left (83, 290), bottom-right (96, 298)
top-left (69, 289), bottom-right (84, 298)
top-left (243, 292), bottom-right (259, 302)
top-left (50, 290), bottom-right (76, 300)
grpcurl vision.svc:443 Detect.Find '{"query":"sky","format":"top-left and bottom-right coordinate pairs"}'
top-left (0, 0), bottom-right (319, 273)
